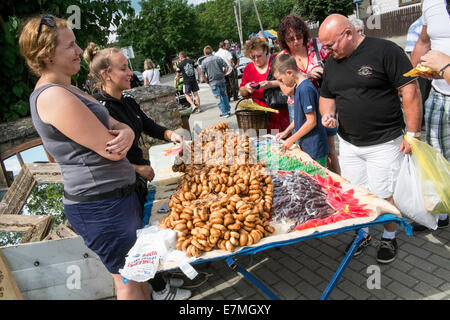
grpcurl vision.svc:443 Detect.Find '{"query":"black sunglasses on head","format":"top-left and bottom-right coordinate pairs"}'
top-left (36, 14), bottom-right (56, 42)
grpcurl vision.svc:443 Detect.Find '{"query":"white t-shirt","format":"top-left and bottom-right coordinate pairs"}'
top-left (215, 48), bottom-right (233, 75)
top-left (143, 68), bottom-right (161, 85)
top-left (422, 0), bottom-right (450, 95)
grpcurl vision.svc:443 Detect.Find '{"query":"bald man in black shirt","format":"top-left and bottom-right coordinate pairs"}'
top-left (318, 14), bottom-right (422, 264)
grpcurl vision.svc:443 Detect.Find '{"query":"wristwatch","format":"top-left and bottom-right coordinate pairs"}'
top-left (406, 131), bottom-right (421, 138)
top-left (439, 63), bottom-right (450, 77)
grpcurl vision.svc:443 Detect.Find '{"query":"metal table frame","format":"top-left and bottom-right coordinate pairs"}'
top-left (199, 214), bottom-right (411, 300)
top-left (145, 185), bottom-right (412, 300)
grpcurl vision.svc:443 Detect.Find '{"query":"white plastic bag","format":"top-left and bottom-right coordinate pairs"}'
top-left (119, 226), bottom-right (177, 282)
top-left (393, 155), bottom-right (438, 230)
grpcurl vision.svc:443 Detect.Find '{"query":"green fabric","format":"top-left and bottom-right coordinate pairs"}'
top-left (174, 76), bottom-right (184, 91)
top-left (316, 156), bottom-right (327, 167)
top-left (179, 108), bottom-right (192, 116)
top-left (256, 145), bottom-right (327, 177)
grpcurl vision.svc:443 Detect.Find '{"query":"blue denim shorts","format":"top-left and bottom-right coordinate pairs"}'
top-left (326, 126), bottom-right (338, 137)
top-left (64, 192), bottom-right (142, 274)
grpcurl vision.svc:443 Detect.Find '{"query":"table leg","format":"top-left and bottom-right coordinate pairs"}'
top-left (320, 229), bottom-right (365, 300)
top-left (226, 257), bottom-right (280, 300)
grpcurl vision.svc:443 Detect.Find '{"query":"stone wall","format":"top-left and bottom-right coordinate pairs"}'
top-left (124, 85), bottom-right (183, 161)
top-left (0, 118), bottom-right (39, 154)
top-left (0, 85), bottom-right (182, 186)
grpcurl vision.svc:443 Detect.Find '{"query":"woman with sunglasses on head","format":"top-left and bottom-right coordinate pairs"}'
top-left (19, 15), bottom-right (149, 299)
top-left (238, 37), bottom-right (291, 133)
top-left (84, 42), bottom-right (190, 300)
top-left (277, 14), bottom-right (341, 175)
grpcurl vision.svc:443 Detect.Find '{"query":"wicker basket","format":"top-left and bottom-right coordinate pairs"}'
top-left (235, 99), bottom-right (269, 134)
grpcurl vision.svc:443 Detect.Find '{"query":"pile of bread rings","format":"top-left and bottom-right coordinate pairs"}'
top-left (160, 122), bottom-right (275, 258)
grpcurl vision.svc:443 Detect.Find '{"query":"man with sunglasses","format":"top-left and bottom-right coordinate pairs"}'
top-left (318, 14), bottom-right (422, 264)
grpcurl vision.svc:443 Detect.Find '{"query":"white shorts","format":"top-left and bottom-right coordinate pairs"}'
top-left (338, 135), bottom-right (404, 199)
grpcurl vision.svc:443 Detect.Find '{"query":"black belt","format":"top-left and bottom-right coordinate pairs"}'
top-left (64, 183), bottom-right (136, 202)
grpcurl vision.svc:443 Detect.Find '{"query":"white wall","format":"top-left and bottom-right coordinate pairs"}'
top-left (371, 0), bottom-right (400, 14)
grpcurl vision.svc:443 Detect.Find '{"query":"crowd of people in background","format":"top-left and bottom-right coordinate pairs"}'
top-left (17, 0), bottom-right (449, 300)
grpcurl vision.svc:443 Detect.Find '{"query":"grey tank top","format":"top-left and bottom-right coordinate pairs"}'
top-left (29, 84), bottom-right (136, 204)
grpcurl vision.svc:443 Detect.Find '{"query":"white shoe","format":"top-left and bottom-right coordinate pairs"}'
top-left (191, 105), bottom-right (198, 113)
top-left (166, 277), bottom-right (184, 288)
top-left (151, 283), bottom-right (191, 300)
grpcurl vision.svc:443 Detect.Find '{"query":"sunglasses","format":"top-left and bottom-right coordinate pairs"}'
top-left (323, 29), bottom-right (347, 51)
top-left (286, 33), bottom-right (303, 43)
top-left (250, 53), bottom-right (265, 60)
top-left (36, 14), bottom-right (56, 42)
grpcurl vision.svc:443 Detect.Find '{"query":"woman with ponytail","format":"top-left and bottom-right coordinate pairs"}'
top-left (84, 43), bottom-right (190, 300)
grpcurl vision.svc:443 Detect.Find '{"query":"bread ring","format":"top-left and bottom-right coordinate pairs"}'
top-left (239, 232), bottom-right (248, 246)
top-left (212, 224), bottom-right (227, 231)
top-left (230, 231), bottom-right (240, 239)
top-left (225, 240), bottom-right (234, 252)
top-left (230, 236), bottom-right (239, 246)
top-left (191, 238), bottom-right (206, 251)
top-left (182, 238), bottom-right (192, 252)
top-left (210, 218), bottom-right (224, 225)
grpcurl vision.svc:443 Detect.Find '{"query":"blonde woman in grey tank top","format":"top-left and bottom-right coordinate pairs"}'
top-left (19, 15), bottom-right (150, 299)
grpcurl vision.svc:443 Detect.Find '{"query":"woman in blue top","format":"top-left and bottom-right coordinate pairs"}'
top-left (19, 15), bottom-right (149, 299)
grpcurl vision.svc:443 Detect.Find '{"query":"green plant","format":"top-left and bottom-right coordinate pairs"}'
top-left (0, 0), bottom-right (134, 123)
top-left (293, 0), bottom-right (355, 23)
top-left (0, 15), bottom-right (34, 122)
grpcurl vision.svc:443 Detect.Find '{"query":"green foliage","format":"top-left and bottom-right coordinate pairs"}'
top-left (195, 0), bottom-right (236, 53)
top-left (1, 15), bottom-right (33, 122)
top-left (0, 0), bottom-right (134, 123)
top-left (251, 0), bottom-right (296, 31)
top-left (293, 0), bottom-right (355, 23)
top-left (24, 183), bottom-right (66, 229)
top-left (0, 232), bottom-right (23, 247)
top-left (117, 0), bottom-right (295, 67)
top-left (0, 183), bottom-right (65, 246)
top-left (117, 0), bottom-right (198, 68)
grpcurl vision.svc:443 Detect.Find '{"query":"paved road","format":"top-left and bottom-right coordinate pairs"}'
top-left (159, 73), bottom-right (450, 301)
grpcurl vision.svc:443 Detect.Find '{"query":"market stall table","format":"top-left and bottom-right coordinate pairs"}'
top-left (142, 139), bottom-right (412, 300)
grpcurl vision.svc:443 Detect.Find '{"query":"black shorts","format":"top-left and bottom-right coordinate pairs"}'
top-left (183, 80), bottom-right (199, 94)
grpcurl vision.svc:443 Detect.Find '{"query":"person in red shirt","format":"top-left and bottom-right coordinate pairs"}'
top-left (239, 37), bottom-right (290, 133)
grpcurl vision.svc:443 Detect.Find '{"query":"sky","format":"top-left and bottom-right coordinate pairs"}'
top-left (4, 145), bottom-right (49, 177)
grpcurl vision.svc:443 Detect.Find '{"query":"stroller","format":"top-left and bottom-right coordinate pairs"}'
top-left (174, 76), bottom-right (191, 108)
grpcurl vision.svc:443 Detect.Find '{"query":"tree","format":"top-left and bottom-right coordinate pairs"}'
top-left (293, 0), bottom-right (355, 24)
top-left (0, 182), bottom-right (65, 246)
top-left (195, 0), bottom-right (237, 52)
top-left (0, 0), bottom-right (134, 123)
top-left (117, 0), bottom-right (199, 70)
top-left (24, 183), bottom-right (65, 228)
top-left (257, 0), bottom-right (296, 31)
